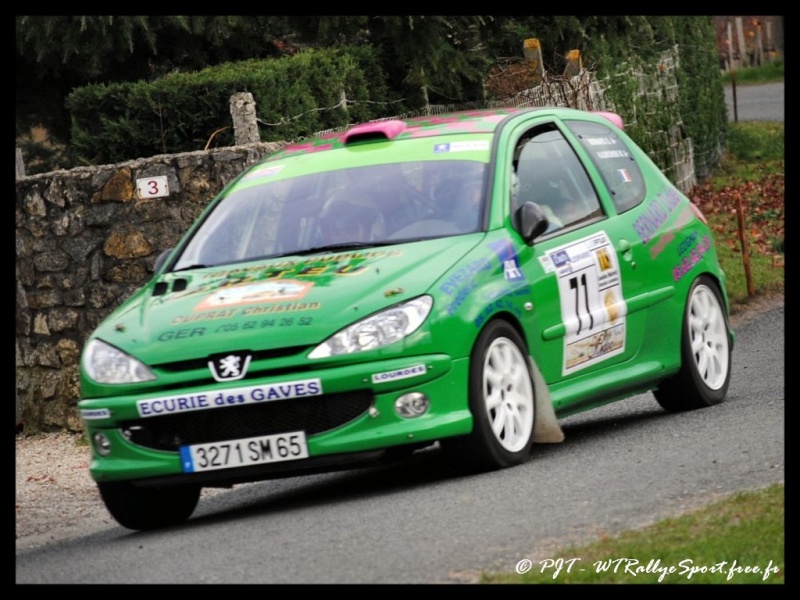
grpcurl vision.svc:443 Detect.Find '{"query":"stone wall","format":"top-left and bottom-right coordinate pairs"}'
top-left (16, 141), bottom-right (285, 433)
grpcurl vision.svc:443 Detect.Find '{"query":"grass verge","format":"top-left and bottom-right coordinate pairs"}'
top-left (480, 483), bottom-right (784, 584)
top-left (721, 60), bottom-right (784, 85)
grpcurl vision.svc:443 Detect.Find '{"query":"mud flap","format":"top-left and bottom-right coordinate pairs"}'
top-left (528, 357), bottom-right (565, 443)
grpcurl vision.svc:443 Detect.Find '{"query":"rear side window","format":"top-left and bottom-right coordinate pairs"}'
top-left (565, 120), bottom-right (646, 213)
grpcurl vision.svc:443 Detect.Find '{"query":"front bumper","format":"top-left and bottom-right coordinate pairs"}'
top-left (80, 353), bottom-right (473, 485)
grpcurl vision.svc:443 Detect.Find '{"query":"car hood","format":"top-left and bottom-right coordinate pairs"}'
top-left (93, 237), bottom-right (482, 363)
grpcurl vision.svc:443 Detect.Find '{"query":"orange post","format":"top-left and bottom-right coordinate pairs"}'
top-left (736, 192), bottom-right (755, 296)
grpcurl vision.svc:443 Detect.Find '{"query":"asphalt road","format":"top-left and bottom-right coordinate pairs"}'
top-left (16, 299), bottom-right (785, 584)
top-left (724, 81), bottom-right (784, 122)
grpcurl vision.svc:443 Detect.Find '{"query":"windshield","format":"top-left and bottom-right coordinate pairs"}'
top-left (172, 160), bottom-right (488, 271)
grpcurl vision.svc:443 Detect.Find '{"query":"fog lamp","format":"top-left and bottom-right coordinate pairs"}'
top-left (93, 432), bottom-right (112, 456)
top-left (394, 392), bottom-right (430, 418)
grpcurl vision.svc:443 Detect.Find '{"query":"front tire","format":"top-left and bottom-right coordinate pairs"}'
top-left (654, 275), bottom-right (732, 412)
top-left (98, 480), bottom-right (201, 531)
top-left (443, 320), bottom-right (535, 473)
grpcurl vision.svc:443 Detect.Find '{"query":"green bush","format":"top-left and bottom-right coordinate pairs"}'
top-left (66, 47), bottom-right (390, 165)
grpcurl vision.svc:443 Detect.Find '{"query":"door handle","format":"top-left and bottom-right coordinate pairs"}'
top-left (618, 238), bottom-right (635, 267)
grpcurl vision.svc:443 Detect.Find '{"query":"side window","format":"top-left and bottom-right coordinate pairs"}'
top-left (513, 124), bottom-right (603, 234)
top-left (564, 119), bottom-right (646, 213)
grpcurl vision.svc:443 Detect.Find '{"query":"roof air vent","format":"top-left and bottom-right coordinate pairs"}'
top-left (343, 120), bottom-right (406, 145)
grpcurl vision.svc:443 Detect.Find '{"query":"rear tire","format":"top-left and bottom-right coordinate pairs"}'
top-left (443, 320), bottom-right (535, 473)
top-left (654, 275), bottom-right (732, 412)
top-left (98, 480), bottom-right (201, 531)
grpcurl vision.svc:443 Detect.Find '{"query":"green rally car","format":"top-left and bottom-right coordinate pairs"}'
top-left (79, 107), bottom-right (734, 530)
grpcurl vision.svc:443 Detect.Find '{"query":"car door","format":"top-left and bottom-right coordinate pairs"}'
top-left (507, 119), bottom-right (653, 403)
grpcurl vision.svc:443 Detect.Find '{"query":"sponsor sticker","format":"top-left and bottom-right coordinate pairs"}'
top-left (433, 141), bottom-right (490, 153)
top-left (196, 280), bottom-right (313, 311)
top-left (137, 378), bottom-right (323, 418)
top-left (545, 231), bottom-right (628, 375)
top-left (371, 364), bottom-right (427, 384)
top-left (80, 408), bottom-right (111, 420)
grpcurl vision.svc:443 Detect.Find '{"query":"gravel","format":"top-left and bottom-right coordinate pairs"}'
top-left (15, 432), bottom-right (109, 548)
top-left (14, 432), bottom-right (228, 550)
top-left (15, 291), bottom-right (784, 551)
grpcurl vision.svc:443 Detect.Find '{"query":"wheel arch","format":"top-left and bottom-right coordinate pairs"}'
top-left (476, 312), bottom-right (565, 444)
top-left (653, 272), bottom-right (733, 412)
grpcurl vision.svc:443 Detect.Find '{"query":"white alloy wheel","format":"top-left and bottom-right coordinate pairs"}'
top-left (655, 275), bottom-right (732, 412)
top-left (687, 283), bottom-right (730, 390)
top-left (442, 320), bottom-right (537, 472)
top-left (481, 336), bottom-right (535, 453)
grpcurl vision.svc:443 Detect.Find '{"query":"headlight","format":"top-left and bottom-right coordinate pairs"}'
top-left (82, 339), bottom-right (156, 384)
top-left (309, 296), bottom-right (433, 359)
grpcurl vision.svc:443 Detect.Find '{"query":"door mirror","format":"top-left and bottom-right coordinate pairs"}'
top-left (514, 202), bottom-right (550, 243)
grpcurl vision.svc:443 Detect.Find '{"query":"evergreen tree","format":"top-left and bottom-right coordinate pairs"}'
top-left (16, 16), bottom-right (290, 143)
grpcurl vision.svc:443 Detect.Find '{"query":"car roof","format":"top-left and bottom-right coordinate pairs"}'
top-left (264, 106), bottom-right (625, 162)
top-left (267, 107), bottom-right (519, 160)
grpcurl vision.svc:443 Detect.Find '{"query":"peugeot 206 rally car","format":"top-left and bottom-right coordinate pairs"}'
top-left (79, 107), bottom-right (734, 530)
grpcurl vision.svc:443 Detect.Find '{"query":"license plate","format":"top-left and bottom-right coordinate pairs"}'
top-left (180, 431), bottom-right (309, 473)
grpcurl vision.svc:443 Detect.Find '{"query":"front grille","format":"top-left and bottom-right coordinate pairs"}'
top-left (122, 391), bottom-right (373, 451)
top-left (154, 346), bottom-right (310, 373)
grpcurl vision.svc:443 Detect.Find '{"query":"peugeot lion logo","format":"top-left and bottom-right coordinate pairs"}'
top-left (208, 353), bottom-right (252, 382)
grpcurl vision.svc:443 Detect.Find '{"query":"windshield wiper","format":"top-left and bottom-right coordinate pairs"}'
top-left (290, 241), bottom-right (396, 256)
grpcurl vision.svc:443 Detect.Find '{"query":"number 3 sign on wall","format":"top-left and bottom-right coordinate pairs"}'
top-left (136, 175), bottom-right (170, 199)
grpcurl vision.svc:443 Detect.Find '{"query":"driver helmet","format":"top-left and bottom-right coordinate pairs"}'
top-left (319, 193), bottom-right (381, 243)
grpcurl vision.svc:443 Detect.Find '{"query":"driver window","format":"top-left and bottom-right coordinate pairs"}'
top-left (513, 124), bottom-right (603, 234)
